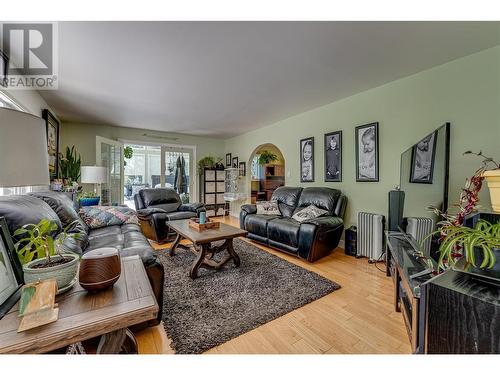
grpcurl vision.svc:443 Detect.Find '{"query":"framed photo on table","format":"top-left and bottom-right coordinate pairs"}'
top-left (226, 153), bottom-right (232, 167)
top-left (410, 130), bottom-right (438, 184)
top-left (0, 217), bottom-right (23, 320)
top-left (355, 122), bottom-right (379, 182)
top-left (300, 137), bottom-right (314, 182)
top-left (232, 156), bottom-right (239, 168)
top-left (324, 131), bottom-right (342, 182)
top-left (42, 109), bottom-right (60, 180)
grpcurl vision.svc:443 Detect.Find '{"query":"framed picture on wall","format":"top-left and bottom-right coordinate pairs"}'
top-left (355, 122), bottom-right (379, 182)
top-left (226, 153), bottom-right (232, 167)
top-left (324, 131), bottom-right (342, 182)
top-left (239, 161), bottom-right (246, 176)
top-left (0, 50), bottom-right (8, 88)
top-left (232, 156), bottom-right (239, 168)
top-left (300, 137), bottom-right (314, 182)
top-left (410, 130), bottom-right (438, 184)
top-left (42, 109), bottom-right (60, 180)
top-left (0, 217), bottom-right (23, 320)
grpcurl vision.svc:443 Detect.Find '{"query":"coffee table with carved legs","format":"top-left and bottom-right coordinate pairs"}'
top-left (167, 219), bottom-right (248, 279)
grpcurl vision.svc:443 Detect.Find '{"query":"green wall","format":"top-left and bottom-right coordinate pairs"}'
top-left (60, 122), bottom-right (225, 167)
top-left (225, 46), bottom-right (500, 227)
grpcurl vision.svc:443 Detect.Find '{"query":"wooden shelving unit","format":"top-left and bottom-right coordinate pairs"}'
top-left (202, 167), bottom-right (228, 217)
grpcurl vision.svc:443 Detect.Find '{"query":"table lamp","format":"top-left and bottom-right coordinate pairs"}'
top-left (80, 166), bottom-right (107, 206)
top-left (0, 108), bottom-right (49, 191)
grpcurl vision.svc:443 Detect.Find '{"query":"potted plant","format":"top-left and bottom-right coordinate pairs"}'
top-left (431, 219), bottom-right (500, 272)
top-left (197, 156), bottom-right (216, 175)
top-left (124, 145), bottom-right (133, 167)
top-left (78, 191), bottom-right (100, 207)
top-left (463, 150), bottom-right (500, 213)
top-left (59, 145), bottom-right (82, 188)
top-left (14, 219), bottom-right (80, 292)
top-left (257, 150), bottom-right (278, 165)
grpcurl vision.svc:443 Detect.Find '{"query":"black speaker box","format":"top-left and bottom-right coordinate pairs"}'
top-left (388, 190), bottom-right (405, 231)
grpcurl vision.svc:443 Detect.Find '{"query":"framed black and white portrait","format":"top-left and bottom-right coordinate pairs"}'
top-left (355, 122), bottom-right (379, 182)
top-left (300, 137), bottom-right (314, 182)
top-left (226, 153), bottom-right (232, 167)
top-left (410, 130), bottom-right (437, 184)
top-left (239, 161), bottom-right (246, 176)
top-left (0, 217), bottom-right (22, 320)
top-left (324, 131), bottom-right (342, 182)
top-left (232, 156), bottom-right (239, 168)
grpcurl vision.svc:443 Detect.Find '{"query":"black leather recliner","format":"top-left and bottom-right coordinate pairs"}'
top-left (240, 186), bottom-right (347, 262)
top-left (134, 188), bottom-right (206, 243)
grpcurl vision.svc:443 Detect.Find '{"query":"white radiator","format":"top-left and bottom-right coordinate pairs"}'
top-left (357, 212), bottom-right (385, 262)
top-left (406, 217), bottom-right (434, 257)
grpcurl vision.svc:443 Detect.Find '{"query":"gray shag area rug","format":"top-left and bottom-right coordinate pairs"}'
top-left (157, 238), bottom-right (340, 354)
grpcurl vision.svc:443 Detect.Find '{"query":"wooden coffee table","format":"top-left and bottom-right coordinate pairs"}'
top-left (0, 255), bottom-right (158, 354)
top-left (168, 219), bottom-right (248, 279)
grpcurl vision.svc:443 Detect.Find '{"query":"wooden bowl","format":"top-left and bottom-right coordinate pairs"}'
top-left (79, 247), bottom-right (121, 292)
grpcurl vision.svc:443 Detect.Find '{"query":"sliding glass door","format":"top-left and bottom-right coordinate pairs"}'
top-left (122, 142), bottom-right (195, 208)
top-left (96, 136), bottom-right (124, 206)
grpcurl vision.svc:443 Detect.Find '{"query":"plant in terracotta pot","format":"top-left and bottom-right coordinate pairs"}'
top-left (14, 219), bottom-right (80, 293)
top-left (463, 150), bottom-right (500, 213)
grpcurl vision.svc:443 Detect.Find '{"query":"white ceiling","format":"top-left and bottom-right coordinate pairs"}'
top-left (39, 22), bottom-right (500, 138)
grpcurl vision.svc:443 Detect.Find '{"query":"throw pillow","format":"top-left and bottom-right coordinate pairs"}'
top-left (79, 206), bottom-right (139, 229)
top-left (292, 205), bottom-right (328, 223)
top-left (256, 201), bottom-right (280, 216)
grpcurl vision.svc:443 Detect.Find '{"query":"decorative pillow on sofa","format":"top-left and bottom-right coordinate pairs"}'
top-left (79, 206), bottom-right (139, 229)
top-left (292, 205), bottom-right (328, 223)
top-left (256, 201), bottom-right (281, 216)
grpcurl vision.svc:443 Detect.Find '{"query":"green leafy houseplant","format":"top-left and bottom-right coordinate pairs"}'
top-left (431, 219), bottom-right (500, 271)
top-left (14, 219), bottom-right (79, 266)
top-left (59, 145), bottom-right (82, 182)
top-left (124, 146), bottom-right (134, 166)
top-left (257, 150), bottom-right (278, 165)
top-left (197, 156), bottom-right (216, 175)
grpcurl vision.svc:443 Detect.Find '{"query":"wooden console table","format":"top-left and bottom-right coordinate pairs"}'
top-left (0, 255), bottom-right (158, 354)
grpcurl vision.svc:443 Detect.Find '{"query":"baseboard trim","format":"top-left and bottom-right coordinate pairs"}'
top-left (338, 239), bottom-right (345, 249)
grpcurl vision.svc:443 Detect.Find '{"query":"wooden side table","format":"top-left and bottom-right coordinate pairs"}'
top-left (0, 255), bottom-right (158, 354)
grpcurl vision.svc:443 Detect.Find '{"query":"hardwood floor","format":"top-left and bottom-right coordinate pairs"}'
top-left (135, 216), bottom-right (411, 354)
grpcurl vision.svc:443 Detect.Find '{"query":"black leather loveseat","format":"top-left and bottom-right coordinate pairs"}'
top-left (0, 191), bottom-right (164, 326)
top-left (240, 187), bottom-right (347, 262)
top-left (134, 188), bottom-right (205, 243)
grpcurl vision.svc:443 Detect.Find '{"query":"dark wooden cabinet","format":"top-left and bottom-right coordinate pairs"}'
top-left (424, 269), bottom-right (500, 353)
top-left (201, 168), bottom-right (228, 217)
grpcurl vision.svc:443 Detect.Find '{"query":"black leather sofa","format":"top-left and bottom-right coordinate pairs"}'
top-left (134, 188), bottom-right (205, 243)
top-left (240, 187), bottom-right (347, 262)
top-left (0, 191), bottom-right (164, 326)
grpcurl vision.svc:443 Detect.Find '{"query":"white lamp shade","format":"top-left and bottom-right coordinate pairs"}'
top-left (0, 108), bottom-right (50, 187)
top-left (80, 166), bottom-right (107, 184)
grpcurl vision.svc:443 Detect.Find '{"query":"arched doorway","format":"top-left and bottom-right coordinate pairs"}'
top-left (248, 143), bottom-right (285, 204)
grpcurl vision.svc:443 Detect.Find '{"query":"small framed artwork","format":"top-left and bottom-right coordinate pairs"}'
top-left (0, 217), bottom-right (23, 320)
top-left (324, 131), bottom-right (342, 182)
top-left (239, 161), bottom-right (246, 176)
top-left (410, 130), bottom-right (438, 184)
top-left (42, 109), bottom-right (60, 180)
top-left (300, 137), bottom-right (314, 182)
top-left (232, 156), bottom-right (239, 168)
top-left (355, 122), bottom-right (379, 182)
top-left (226, 153), bottom-right (232, 167)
